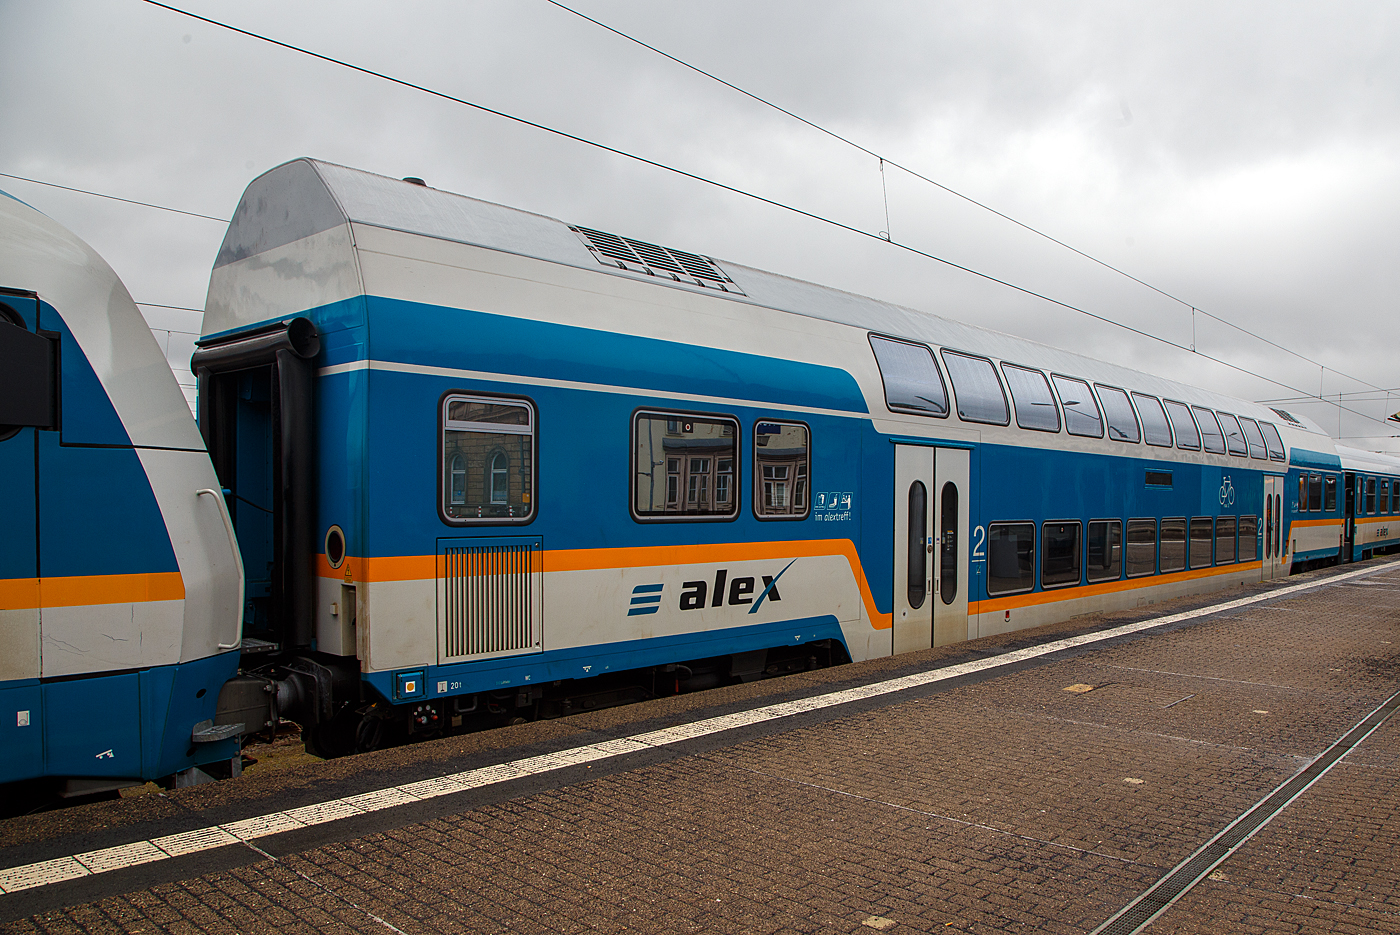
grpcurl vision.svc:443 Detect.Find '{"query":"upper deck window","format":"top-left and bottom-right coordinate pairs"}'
top-left (441, 395), bottom-right (536, 523)
top-left (942, 351), bottom-right (1009, 425)
top-left (1237, 416), bottom-right (1269, 459)
top-left (1001, 363), bottom-right (1060, 432)
top-left (1259, 421), bottom-right (1286, 461)
top-left (1163, 401), bottom-right (1200, 450)
top-left (1096, 385), bottom-right (1140, 443)
top-left (868, 336), bottom-right (949, 417)
top-left (1217, 412), bottom-right (1248, 456)
top-left (1132, 393), bottom-right (1173, 448)
top-left (1193, 407), bottom-right (1226, 454)
top-left (1051, 375), bottom-right (1103, 438)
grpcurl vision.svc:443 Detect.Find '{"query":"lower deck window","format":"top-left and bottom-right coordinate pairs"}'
top-left (1042, 521), bottom-right (1081, 588)
top-left (441, 394), bottom-right (535, 522)
top-left (1086, 520), bottom-right (1121, 582)
top-left (1216, 516), bottom-right (1236, 564)
top-left (988, 523), bottom-right (1035, 596)
top-left (634, 412), bottom-right (738, 519)
top-left (1239, 515), bottom-right (1258, 561)
top-left (1126, 519), bottom-right (1157, 577)
top-left (1190, 517), bottom-right (1214, 569)
top-left (1161, 518), bottom-right (1187, 573)
top-left (754, 421), bottom-right (809, 518)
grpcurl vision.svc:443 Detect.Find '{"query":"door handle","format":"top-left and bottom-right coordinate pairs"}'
top-left (198, 488), bottom-right (247, 650)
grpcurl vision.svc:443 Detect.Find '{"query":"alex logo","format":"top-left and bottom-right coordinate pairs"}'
top-left (679, 560), bottom-right (795, 614)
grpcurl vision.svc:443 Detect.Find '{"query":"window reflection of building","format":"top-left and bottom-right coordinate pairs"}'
top-left (754, 422), bottom-right (809, 516)
top-left (634, 414), bottom-right (737, 516)
top-left (441, 396), bottom-right (534, 521)
top-left (449, 453), bottom-right (466, 504)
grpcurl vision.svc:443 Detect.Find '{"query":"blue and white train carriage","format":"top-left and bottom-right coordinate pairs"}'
top-left (1, 190), bottom-right (245, 799)
top-left (190, 158), bottom-right (1387, 754)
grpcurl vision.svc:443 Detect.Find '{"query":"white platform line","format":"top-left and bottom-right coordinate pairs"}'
top-left (1, 561), bottom-right (1392, 896)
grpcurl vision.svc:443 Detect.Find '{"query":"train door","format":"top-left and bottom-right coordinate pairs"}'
top-left (0, 292), bottom-right (50, 782)
top-left (1342, 472), bottom-right (1356, 562)
top-left (933, 448), bottom-right (970, 646)
top-left (191, 319), bottom-right (320, 653)
top-left (892, 445), bottom-right (933, 654)
top-left (1263, 475), bottom-right (1285, 580)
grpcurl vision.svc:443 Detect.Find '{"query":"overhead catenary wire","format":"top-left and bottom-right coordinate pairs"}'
top-left (111, 2), bottom-right (1398, 433)
top-left (541, 0), bottom-right (1393, 400)
top-left (0, 170), bottom-right (228, 223)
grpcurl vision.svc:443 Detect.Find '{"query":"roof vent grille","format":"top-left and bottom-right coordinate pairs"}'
top-left (571, 226), bottom-right (745, 295)
top-left (1270, 407), bottom-right (1304, 426)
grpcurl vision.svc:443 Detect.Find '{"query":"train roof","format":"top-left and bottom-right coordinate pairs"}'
top-left (208, 159), bottom-right (1331, 446)
top-left (1336, 444), bottom-right (1400, 475)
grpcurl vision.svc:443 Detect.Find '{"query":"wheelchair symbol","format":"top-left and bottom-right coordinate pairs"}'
top-left (1219, 476), bottom-right (1235, 507)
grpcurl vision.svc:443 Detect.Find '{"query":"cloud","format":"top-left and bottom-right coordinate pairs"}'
top-left (3, 0), bottom-right (1397, 446)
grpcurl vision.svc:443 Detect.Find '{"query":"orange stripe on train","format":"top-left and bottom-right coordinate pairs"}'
top-left (318, 540), bottom-right (896, 630)
top-left (0, 572), bottom-right (185, 609)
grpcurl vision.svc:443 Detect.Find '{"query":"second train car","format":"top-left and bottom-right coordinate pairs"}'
top-left (186, 158), bottom-right (1400, 756)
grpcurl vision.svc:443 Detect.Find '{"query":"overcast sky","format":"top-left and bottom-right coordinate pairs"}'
top-left (3, 0), bottom-right (1397, 449)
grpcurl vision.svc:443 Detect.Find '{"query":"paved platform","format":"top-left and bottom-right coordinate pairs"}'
top-left (2, 557), bottom-right (1398, 935)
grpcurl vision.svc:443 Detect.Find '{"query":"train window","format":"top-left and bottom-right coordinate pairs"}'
top-left (1309, 474), bottom-right (1323, 512)
top-left (1041, 521), bottom-right (1082, 588)
top-left (1218, 413), bottom-right (1249, 456)
top-left (1190, 517), bottom-right (1214, 569)
top-left (1392, 479), bottom-right (1399, 513)
top-left (754, 421), bottom-right (809, 519)
top-left (440, 394), bottom-right (536, 523)
top-left (1366, 477), bottom-right (1377, 513)
top-left (1216, 516), bottom-right (1237, 564)
top-left (1325, 475), bottom-right (1337, 511)
top-left (1163, 401), bottom-right (1200, 450)
top-left (1259, 421), bottom-right (1286, 460)
top-left (940, 482), bottom-right (959, 605)
top-left (1126, 519), bottom-right (1157, 577)
top-left (1379, 479), bottom-right (1390, 514)
top-left (987, 523), bottom-right (1035, 596)
top-left (1001, 363), bottom-right (1060, 432)
top-left (908, 482), bottom-right (928, 609)
top-left (1096, 385), bottom-right (1140, 443)
top-left (633, 411), bottom-right (739, 520)
top-left (869, 336), bottom-right (948, 417)
top-left (1133, 394), bottom-right (1173, 447)
top-left (1298, 475), bottom-right (1308, 512)
top-left (1051, 375), bottom-right (1103, 438)
top-left (1239, 516), bottom-right (1258, 561)
top-left (1193, 407), bottom-right (1226, 454)
top-left (1237, 416), bottom-right (1269, 459)
top-left (1160, 518), bottom-right (1187, 572)
top-left (1086, 520), bottom-right (1122, 582)
top-left (942, 350), bottom-right (1010, 425)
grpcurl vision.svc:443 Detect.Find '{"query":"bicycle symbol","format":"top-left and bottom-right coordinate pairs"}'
top-left (1219, 476), bottom-right (1236, 507)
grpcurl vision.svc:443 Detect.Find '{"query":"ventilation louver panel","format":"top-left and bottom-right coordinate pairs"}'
top-left (438, 539), bottom-right (542, 662)
top-left (1270, 407), bottom-right (1304, 426)
top-left (571, 226), bottom-right (745, 295)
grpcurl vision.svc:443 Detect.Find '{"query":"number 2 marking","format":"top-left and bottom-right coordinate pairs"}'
top-left (971, 524), bottom-right (986, 560)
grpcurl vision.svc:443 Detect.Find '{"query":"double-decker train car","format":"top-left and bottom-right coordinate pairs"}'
top-left (188, 158), bottom-right (1390, 755)
top-left (5, 158), bottom-right (1398, 791)
top-left (0, 190), bottom-right (245, 802)
top-left (1284, 443), bottom-right (1400, 567)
